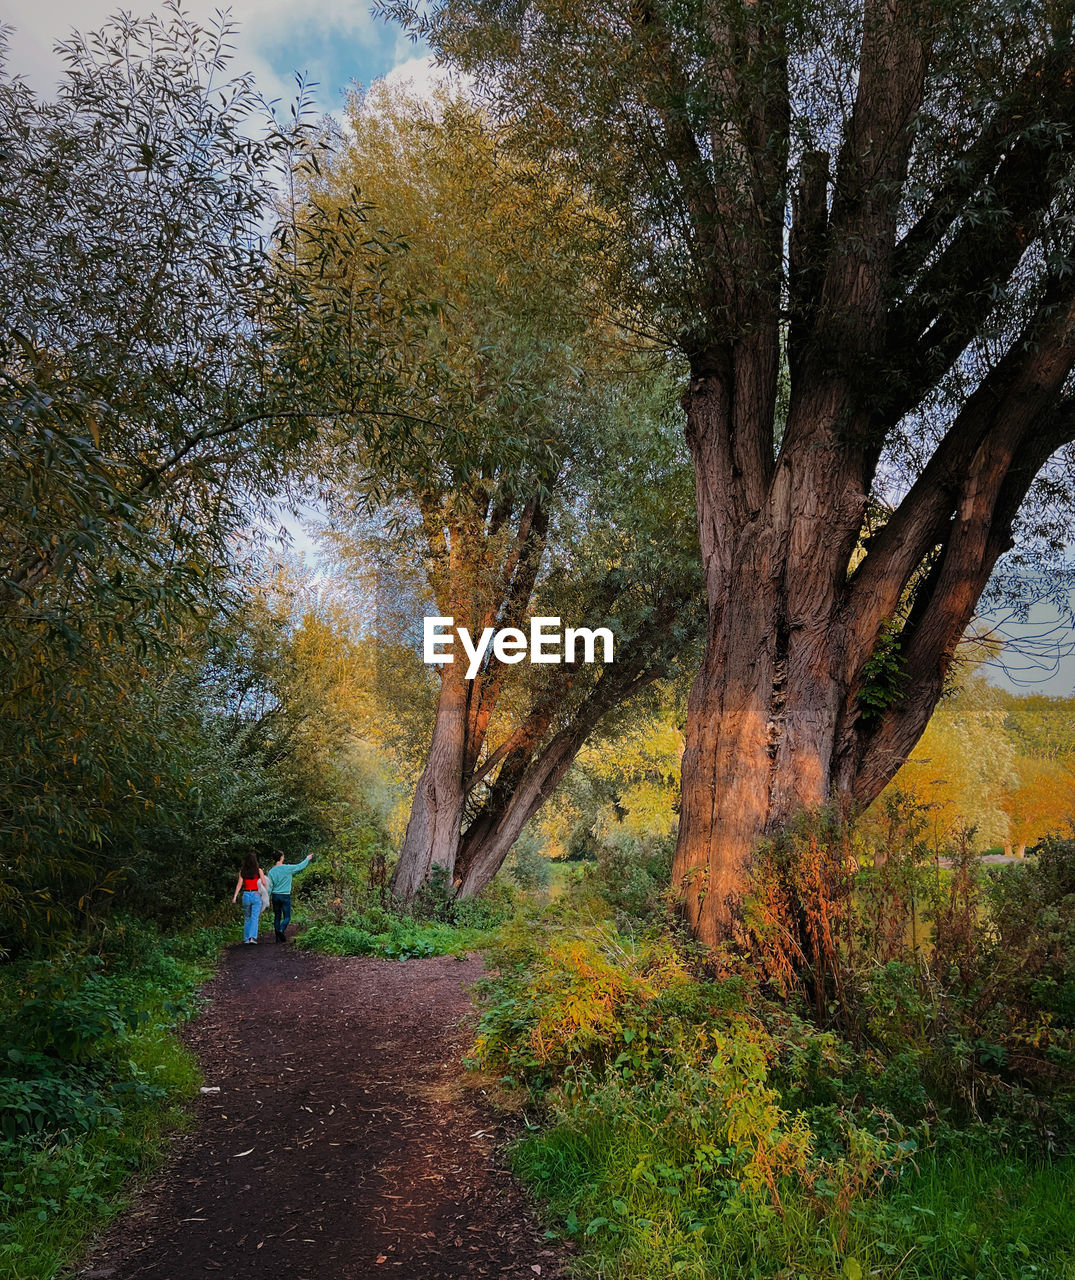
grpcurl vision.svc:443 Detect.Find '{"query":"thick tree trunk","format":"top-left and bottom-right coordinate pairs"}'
top-left (672, 368), bottom-right (861, 944)
top-left (671, 0), bottom-right (1057, 947)
top-left (674, 619), bottom-right (852, 946)
top-left (388, 667), bottom-right (469, 902)
top-left (674, 297), bottom-right (1075, 945)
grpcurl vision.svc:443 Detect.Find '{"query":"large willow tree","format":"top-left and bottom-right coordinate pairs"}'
top-left (387, 0), bottom-right (1075, 942)
top-left (301, 85), bottom-right (702, 902)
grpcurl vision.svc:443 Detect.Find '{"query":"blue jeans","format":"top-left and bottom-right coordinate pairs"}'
top-left (242, 890), bottom-right (262, 942)
top-left (271, 893), bottom-right (292, 936)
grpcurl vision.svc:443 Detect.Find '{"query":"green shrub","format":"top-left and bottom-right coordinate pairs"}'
top-left (302, 816), bottom-right (394, 923)
top-left (505, 835), bottom-right (552, 892)
top-left (0, 920), bottom-right (227, 1280)
top-left (730, 801), bottom-right (1075, 1151)
top-left (470, 917), bottom-right (943, 1278)
top-left (513, 1129), bottom-right (1074, 1280)
top-left (593, 833), bottom-right (674, 925)
top-left (405, 866), bottom-right (518, 929)
top-left (472, 909), bottom-right (1075, 1280)
top-left (295, 910), bottom-right (486, 960)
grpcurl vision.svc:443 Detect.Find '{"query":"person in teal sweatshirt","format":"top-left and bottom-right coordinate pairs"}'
top-left (266, 850), bottom-right (315, 943)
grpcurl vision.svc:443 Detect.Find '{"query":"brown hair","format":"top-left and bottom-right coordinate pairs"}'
top-left (240, 852), bottom-right (260, 881)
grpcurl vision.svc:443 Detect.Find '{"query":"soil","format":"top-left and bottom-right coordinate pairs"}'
top-left (77, 941), bottom-right (569, 1280)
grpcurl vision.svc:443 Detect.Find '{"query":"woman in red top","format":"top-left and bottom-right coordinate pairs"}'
top-left (232, 852), bottom-right (269, 944)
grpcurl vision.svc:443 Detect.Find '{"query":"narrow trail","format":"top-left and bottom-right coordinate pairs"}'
top-left (79, 943), bottom-right (568, 1280)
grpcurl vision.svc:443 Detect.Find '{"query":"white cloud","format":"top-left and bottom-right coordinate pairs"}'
top-left (383, 54), bottom-right (456, 96)
top-left (245, 0), bottom-right (383, 40)
top-left (2, 1), bottom-right (400, 106)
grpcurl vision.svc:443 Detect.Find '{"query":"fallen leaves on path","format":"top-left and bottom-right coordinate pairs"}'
top-left (78, 947), bottom-right (570, 1280)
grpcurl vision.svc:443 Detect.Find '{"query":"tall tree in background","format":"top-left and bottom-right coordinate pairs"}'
top-left (389, 0), bottom-right (1075, 942)
top-left (301, 86), bottom-right (703, 901)
top-left (3, 8), bottom-right (314, 618)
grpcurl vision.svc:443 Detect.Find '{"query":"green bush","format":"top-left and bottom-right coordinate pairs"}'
top-left (505, 835), bottom-right (552, 892)
top-left (0, 920), bottom-right (226, 1280)
top-left (471, 907), bottom-right (1075, 1280)
top-left (730, 801), bottom-right (1075, 1151)
top-left (301, 815), bottom-right (395, 923)
top-left (593, 833), bottom-right (674, 925)
top-left (405, 866), bottom-right (518, 929)
top-left (295, 910), bottom-right (487, 960)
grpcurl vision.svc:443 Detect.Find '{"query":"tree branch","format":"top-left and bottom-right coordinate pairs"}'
top-left (846, 278), bottom-right (1075, 653)
top-left (849, 391), bottom-right (1075, 808)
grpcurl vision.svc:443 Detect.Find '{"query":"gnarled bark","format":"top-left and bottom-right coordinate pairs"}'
top-left (389, 665), bottom-right (470, 899)
top-left (391, 0), bottom-right (1075, 941)
top-left (670, 2), bottom-right (1075, 945)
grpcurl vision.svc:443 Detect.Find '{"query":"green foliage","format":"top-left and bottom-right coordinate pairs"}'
top-left (513, 1129), bottom-right (1074, 1280)
top-left (592, 835), bottom-right (675, 926)
top-left (467, 897), bottom-right (1075, 1279)
top-left (736, 797), bottom-right (1075, 1151)
top-left (301, 84), bottom-right (703, 907)
top-left (295, 907), bottom-right (491, 960)
top-left (529, 696), bottom-right (684, 922)
top-left (0, 5), bottom-right (383, 631)
top-left (977, 836), bottom-right (1075, 1127)
top-left (466, 819), bottom-right (1075, 1279)
top-left (405, 865), bottom-right (518, 930)
top-left (0, 920), bottom-right (226, 1280)
top-left (857, 619), bottom-right (908, 723)
top-left (297, 858), bottom-right (519, 958)
top-left (504, 835), bottom-right (552, 892)
top-left (469, 913), bottom-right (935, 1274)
top-left (0, 566), bottom-right (381, 950)
top-left (302, 811), bottom-right (397, 923)
top-left (0, 3), bottom-right (393, 946)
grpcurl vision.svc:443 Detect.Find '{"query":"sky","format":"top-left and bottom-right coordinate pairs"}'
top-left (7, 3), bottom-right (1075, 695)
top-left (977, 602), bottom-right (1075, 695)
top-left (3, 0), bottom-right (434, 108)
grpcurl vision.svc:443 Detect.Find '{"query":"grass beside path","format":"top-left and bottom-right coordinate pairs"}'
top-left (294, 894), bottom-right (515, 960)
top-left (512, 1123), bottom-right (1075, 1280)
top-left (0, 920), bottom-right (231, 1280)
top-left (466, 904), bottom-right (1075, 1280)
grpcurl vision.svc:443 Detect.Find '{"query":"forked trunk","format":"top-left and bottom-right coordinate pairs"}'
top-left (453, 733), bottom-right (579, 898)
top-left (673, 296), bottom-right (1075, 944)
top-left (388, 668), bottom-right (468, 902)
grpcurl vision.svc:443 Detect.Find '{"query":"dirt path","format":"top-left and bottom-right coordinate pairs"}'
top-left (79, 943), bottom-right (568, 1280)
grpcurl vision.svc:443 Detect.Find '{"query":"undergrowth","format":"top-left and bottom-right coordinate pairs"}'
top-left (468, 831), bottom-right (1075, 1280)
top-left (296, 871), bottom-right (517, 960)
top-left (295, 910), bottom-right (488, 959)
top-left (0, 918), bottom-right (229, 1280)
